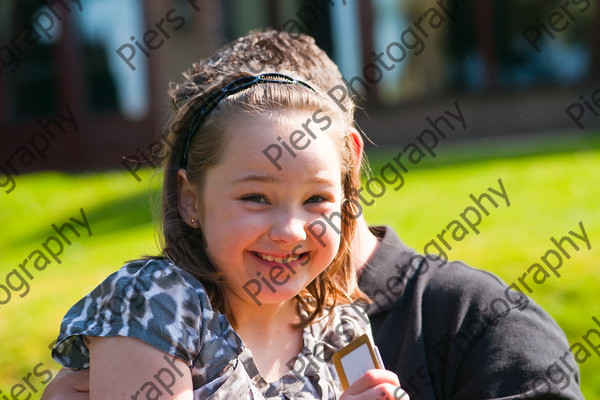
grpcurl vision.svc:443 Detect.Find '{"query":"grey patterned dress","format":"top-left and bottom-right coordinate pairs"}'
top-left (52, 259), bottom-right (371, 399)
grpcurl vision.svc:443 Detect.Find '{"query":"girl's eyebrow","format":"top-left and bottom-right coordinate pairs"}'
top-left (232, 174), bottom-right (336, 185)
top-left (232, 174), bottom-right (280, 184)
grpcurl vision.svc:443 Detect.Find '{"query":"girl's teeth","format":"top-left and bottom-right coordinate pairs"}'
top-left (257, 253), bottom-right (300, 263)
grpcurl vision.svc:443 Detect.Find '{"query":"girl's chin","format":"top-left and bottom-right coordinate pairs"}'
top-left (240, 283), bottom-right (309, 307)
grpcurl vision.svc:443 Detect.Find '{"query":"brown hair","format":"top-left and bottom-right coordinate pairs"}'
top-left (157, 30), bottom-right (363, 328)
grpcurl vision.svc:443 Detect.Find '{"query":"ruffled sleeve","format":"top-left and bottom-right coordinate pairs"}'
top-left (52, 259), bottom-right (208, 369)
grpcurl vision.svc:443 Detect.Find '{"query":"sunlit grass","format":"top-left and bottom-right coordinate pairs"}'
top-left (1, 136), bottom-right (599, 399)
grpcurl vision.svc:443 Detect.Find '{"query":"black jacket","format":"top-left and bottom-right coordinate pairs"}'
top-left (358, 226), bottom-right (583, 399)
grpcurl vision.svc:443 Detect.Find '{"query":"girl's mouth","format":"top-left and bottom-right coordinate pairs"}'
top-left (252, 251), bottom-right (306, 264)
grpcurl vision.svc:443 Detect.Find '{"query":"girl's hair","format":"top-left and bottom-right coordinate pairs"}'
top-left (157, 30), bottom-right (364, 328)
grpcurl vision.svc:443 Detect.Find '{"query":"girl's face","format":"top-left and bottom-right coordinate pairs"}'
top-left (197, 111), bottom-right (345, 310)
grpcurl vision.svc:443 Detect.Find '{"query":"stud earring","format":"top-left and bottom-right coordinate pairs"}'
top-left (191, 218), bottom-right (195, 225)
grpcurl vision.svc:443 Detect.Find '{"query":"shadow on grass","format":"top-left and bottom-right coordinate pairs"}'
top-left (9, 188), bottom-right (160, 251)
top-left (86, 187), bottom-right (161, 235)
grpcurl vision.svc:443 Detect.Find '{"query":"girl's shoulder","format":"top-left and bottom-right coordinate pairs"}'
top-left (117, 257), bottom-right (211, 298)
top-left (52, 258), bottom-right (214, 369)
top-left (118, 257), bottom-right (202, 284)
top-left (95, 257), bottom-right (214, 314)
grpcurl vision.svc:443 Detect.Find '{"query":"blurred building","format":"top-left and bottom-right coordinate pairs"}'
top-left (1, 0), bottom-right (599, 173)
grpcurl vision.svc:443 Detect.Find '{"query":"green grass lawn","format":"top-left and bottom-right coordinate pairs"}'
top-left (1, 134), bottom-right (599, 399)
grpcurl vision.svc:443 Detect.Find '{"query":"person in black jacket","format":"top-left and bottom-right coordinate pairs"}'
top-left (41, 30), bottom-right (583, 400)
top-left (356, 225), bottom-right (582, 399)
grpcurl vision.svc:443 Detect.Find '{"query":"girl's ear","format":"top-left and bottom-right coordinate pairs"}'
top-left (349, 129), bottom-right (364, 166)
top-left (177, 169), bottom-right (201, 227)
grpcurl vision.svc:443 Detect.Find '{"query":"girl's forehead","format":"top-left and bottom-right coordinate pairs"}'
top-left (224, 109), bottom-right (346, 142)
top-left (226, 111), bottom-right (343, 147)
top-left (217, 112), bottom-right (345, 178)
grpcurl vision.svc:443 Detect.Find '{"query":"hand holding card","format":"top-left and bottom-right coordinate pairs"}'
top-left (333, 335), bottom-right (409, 399)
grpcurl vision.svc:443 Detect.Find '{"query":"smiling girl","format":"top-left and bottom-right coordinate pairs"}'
top-left (51, 33), bottom-right (406, 400)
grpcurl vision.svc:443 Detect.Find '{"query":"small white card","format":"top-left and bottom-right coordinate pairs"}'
top-left (332, 334), bottom-right (383, 390)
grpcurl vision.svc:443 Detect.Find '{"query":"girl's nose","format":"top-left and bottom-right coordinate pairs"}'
top-left (269, 212), bottom-right (307, 244)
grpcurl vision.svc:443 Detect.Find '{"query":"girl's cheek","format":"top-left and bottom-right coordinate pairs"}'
top-left (234, 210), bottom-right (270, 227)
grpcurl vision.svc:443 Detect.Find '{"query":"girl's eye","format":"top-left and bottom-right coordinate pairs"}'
top-left (305, 195), bottom-right (328, 204)
top-left (241, 194), bottom-right (269, 204)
